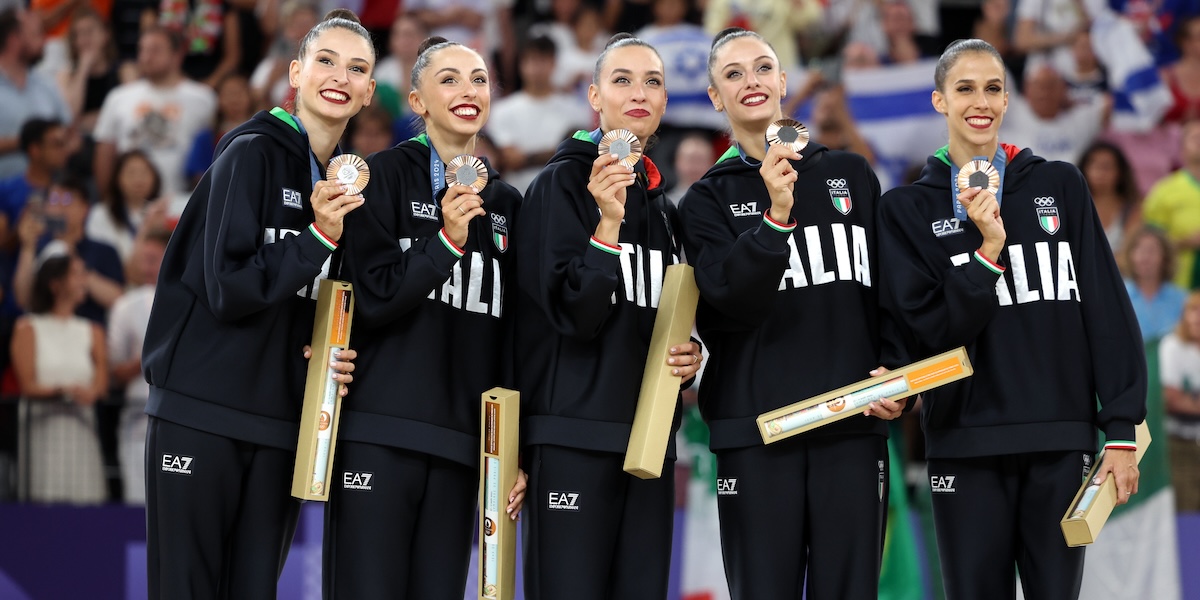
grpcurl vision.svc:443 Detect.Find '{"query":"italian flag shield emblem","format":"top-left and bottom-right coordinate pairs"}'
top-left (1037, 207), bottom-right (1060, 235)
top-left (829, 189), bottom-right (852, 215)
top-left (492, 224), bottom-right (509, 252)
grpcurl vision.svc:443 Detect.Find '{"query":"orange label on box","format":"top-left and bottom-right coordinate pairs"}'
top-left (328, 289), bottom-right (352, 346)
top-left (905, 357), bottom-right (964, 388)
top-left (485, 401), bottom-right (499, 455)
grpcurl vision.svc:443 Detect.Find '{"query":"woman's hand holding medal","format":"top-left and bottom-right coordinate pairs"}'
top-left (442, 184), bottom-right (485, 247)
top-left (958, 185), bottom-right (1006, 262)
top-left (759, 144), bottom-right (800, 223)
top-left (311, 180), bottom-right (365, 243)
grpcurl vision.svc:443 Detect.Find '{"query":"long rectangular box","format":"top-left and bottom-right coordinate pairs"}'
top-left (479, 387), bottom-right (520, 600)
top-left (1060, 420), bottom-right (1152, 547)
top-left (291, 279), bottom-right (354, 501)
top-left (756, 347), bottom-right (973, 444)
top-left (624, 264), bottom-right (700, 479)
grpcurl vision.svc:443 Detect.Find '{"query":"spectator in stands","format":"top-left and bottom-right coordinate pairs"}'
top-left (12, 253), bottom-right (107, 504)
top-left (109, 227), bottom-right (168, 505)
top-left (1123, 226), bottom-right (1185, 341)
top-left (93, 26), bottom-right (216, 206)
top-left (1002, 64), bottom-right (1110, 164)
top-left (0, 118), bottom-right (66, 377)
top-left (1162, 14), bottom-right (1200, 124)
top-left (638, 0), bottom-right (725, 134)
top-left (1066, 29), bottom-right (1107, 103)
top-left (185, 73), bottom-right (255, 188)
top-left (811, 83), bottom-right (876, 165)
top-left (879, 0), bottom-right (939, 65)
top-left (0, 8), bottom-right (71, 179)
top-left (703, 0), bottom-right (819, 76)
top-left (1013, 0), bottom-right (1087, 79)
top-left (159, 0), bottom-right (242, 88)
top-left (973, 0), bottom-right (1015, 63)
top-left (1080, 141), bottom-right (1141, 252)
top-left (13, 176), bottom-right (122, 324)
top-left (1112, 0), bottom-right (1200, 66)
top-left (532, 0), bottom-right (606, 78)
top-left (1160, 290), bottom-right (1200, 512)
top-left (667, 131), bottom-right (711, 202)
top-left (1144, 120), bottom-right (1200, 289)
top-left (488, 35), bottom-right (591, 193)
top-left (344, 104), bottom-right (394, 158)
top-left (89, 149), bottom-right (163, 266)
top-left (55, 8), bottom-right (121, 134)
top-left (373, 13), bottom-right (424, 122)
top-left (552, 3), bottom-right (607, 95)
top-left (250, 0), bottom-right (318, 111)
top-left (406, 0), bottom-right (488, 52)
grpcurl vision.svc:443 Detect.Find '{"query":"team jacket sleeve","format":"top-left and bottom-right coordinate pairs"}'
top-left (677, 180), bottom-right (792, 331)
top-left (1067, 167), bottom-right (1147, 444)
top-left (200, 136), bottom-right (333, 322)
top-left (877, 190), bottom-right (1004, 354)
top-left (341, 155), bottom-right (462, 327)
top-left (518, 166), bottom-right (621, 341)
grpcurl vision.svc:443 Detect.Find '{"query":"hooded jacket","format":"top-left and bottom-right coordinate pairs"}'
top-left (337, 135), bottom-right (521, 467)
top-left (143, 108), bottom-right (338, 449)
top-left (679, 141), bottom-right (906, 451)
top-left (878, 145), bottom-right (1147, 458)
top-left (514, 130), bottom-right (682, 457)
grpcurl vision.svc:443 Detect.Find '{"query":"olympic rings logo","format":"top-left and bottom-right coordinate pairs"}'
top-left (826, 178), bottom-right (847, 188)
top-left (1034, 197), bottom-right (1055, 207)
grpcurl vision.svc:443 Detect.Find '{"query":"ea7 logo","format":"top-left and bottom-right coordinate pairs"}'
top-left (729, 202), bottom-right (758, 218)
top-left (282, 188), bottom-right (303, 210)
top-left (932, 218), bottom-right (964, 237)
top-left (161, 454), bottom-right (194, 475)
top-left (930, 475), bottom-right (956, 493)
top-left (342, 471), bottom-right (374, 491)
top-left (411, 202), bottom-right (439, 221)
top-left (547, 491), bottom-right (581, 511)
top-left (716, 478), bottom-right (738, 496)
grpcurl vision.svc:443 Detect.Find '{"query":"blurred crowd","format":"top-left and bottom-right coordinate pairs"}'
top-left (0, 0), bottom-right (1199, 517)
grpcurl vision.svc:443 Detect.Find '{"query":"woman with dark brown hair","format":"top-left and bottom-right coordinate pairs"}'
top-left (1079, 140), bottom-right (1141, 252)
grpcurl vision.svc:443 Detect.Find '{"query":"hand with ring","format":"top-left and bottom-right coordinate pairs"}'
top-left (667, 342), bottom-right (703, 383)
top-left (442, 184), bottom-right (484, 248)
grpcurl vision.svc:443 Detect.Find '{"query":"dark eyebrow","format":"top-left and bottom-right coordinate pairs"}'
top-left (610, 68), bottom-right (664, 78)
top-left (316, 48), bottom-right (370, 64)
top-left (435, 67), bottom-right (462, 76)
top-left (722, 55), bottom-right (773, 71)
top-left (954, 78), bottom-right (1004, 85)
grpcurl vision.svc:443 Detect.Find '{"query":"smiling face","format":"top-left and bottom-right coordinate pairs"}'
top-left (589, 44), bottom-right (666, 143)
top-left (932, 51), bottom-right (1008, 158)
top-left (708, 36), bottom-right (786, 133)
top-left (409, 44), bottom-right (491, 141)
top-left (290, 27), bottom-right (376, 126)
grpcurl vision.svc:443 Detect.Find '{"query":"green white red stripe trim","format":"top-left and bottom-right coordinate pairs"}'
top-left (309, 223), bottom-right (337, 251)
top-left (590, 236), bottom-right (622, 255)
top-left (1104, 440), bottom-right (1137, 451)
top-left (763, 211), bottom-right (796, 233)
top-left (438, 228), bottom-right (464, 258)
top-left (974, 251), bottom-right (1004, 274)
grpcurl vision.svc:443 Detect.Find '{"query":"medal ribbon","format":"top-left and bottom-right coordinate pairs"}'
top-left (418, 133), bottom-right (447, 207)
top-left (950, 146), bottom-right (1007, 222)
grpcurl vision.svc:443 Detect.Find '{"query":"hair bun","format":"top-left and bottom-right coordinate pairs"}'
top-left (712, 27), bottom-right (746, 49)
top-left (322, 8), bottom-right (360, 24)
top-left (604, 32), bottom-right (636, 50)
top-left (417, 36), bottom-right (451, 56)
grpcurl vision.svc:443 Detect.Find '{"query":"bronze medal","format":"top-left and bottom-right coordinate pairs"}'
top-left (956, 159), bottom-right (1000, 195)
top-left (445, 154), bottom-right (489, 192)
top-left (597, 128), bottom-right (643, 168)
top-left (766, 118), bottom-right (810, 153)
top-left (326, 154), bottom-right (370, 196)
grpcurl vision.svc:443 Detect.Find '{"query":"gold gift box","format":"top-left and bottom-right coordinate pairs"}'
top-left (1060, 421), bottom-right (1152, 547)
top-left (479, 387), bottom-right (520, 600)
top-left (756, 347), bottom-right (973, 444)
top-left (291, 279), bottom-right (354, 501)
top-left (624, 264), bottom-right (699, 479)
